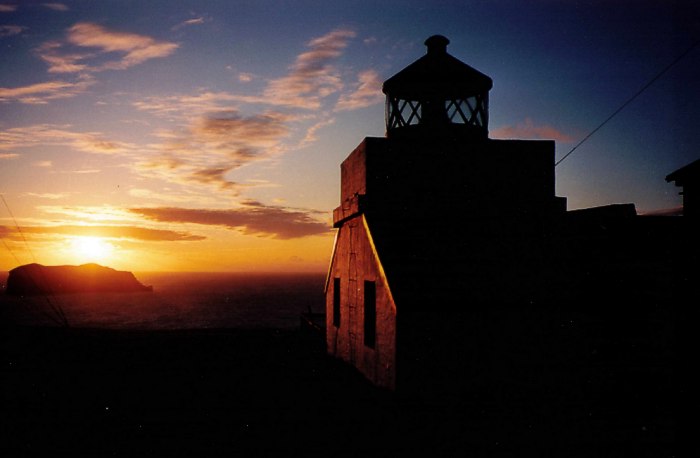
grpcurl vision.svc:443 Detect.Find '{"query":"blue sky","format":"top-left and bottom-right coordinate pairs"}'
top-left (0, 0), bottom-right (698, 271)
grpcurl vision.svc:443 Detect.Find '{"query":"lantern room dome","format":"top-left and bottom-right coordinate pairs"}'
top-left (382, 35), bottom-right (492, 99)
top-left (382, 35), bottom-right (492, 139)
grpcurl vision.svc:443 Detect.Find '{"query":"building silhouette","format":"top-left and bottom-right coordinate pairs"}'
top-left (667, 157), bottom-right (700, 219)
top-left (325, 36), bottom-right (690, 395)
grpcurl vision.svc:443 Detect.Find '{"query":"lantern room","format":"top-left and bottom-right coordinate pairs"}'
top-left (382, 35), bottom-right (493, 140)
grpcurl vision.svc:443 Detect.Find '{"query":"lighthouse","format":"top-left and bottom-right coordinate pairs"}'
top-left (325, 36), bottom-right (566, 392)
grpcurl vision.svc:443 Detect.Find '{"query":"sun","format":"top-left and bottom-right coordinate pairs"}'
top-left (70, 236), bottom-right (114, 263)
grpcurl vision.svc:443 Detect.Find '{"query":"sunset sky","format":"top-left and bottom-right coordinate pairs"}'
top-left (1, 0), bottom-right (698, 272)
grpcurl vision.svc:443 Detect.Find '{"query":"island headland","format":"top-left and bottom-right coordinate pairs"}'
top-left (5, 263), bottom-right (152, 295)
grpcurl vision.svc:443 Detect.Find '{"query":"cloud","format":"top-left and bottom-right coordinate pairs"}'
top-left (0, 124), bottom-right (136, 155)
top-left (490, 118), bottom-right (575, 142)
top-left (0, 5), bottom-right (17, 12)
top-left (134, 111), bottom-right (290, 193)
top-left (38, 205), bottom-right (139, 222)
top-left (37, 22), bottom-right (178, 73)
top-left (42, 3), bottom-right (68, 11)
top-left (133, 91), bottom-right (240, 119)
top-left (238, 72), bottom-right (254, 83)
top-left (0, 25), bottom-right (25, 37)
top-left (335, 69), bottom-right (384, 111)
top-left (130, 204), bottom-right (330, 239)
top-left (1, 224), bottom-right (205, 242)
top-left (0, 152), bottom-right (18, 159)
top-left (33, 160), bottom-right (52, 167)
top-left (194, 111), bottom-right (290, 151)
top-left (35, 41), bottom-right (91, 73)
top-left (0, 79), bottom-right (94, 104)
top-left (188, 166), bottom-right (239, 191)
top-left (128, 187), bottom-right (219, 204)
top-left (300, 117), bottom-right (335, 147)
top-left (260, 28), bottom-right (356, 109)
top-left (67, 22), bottom-right (179, 70)
top-left (172, 17), bottom-right (205, 30)
top-left (68, 168), bottom-right (100, 174)
top-left (25, 192), bottom-right (71, 200)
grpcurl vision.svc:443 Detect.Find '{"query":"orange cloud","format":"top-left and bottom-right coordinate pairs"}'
top-left (130, 204), bottom-right (331, 239)
top-left (134, 111), bottom-right (290, 193)
top-left (134, 92), bottom-right (231, 118)
top-left (490, 118), bottom-right (574, 142)
top-left (67, 22), bottom-right (178, 69)
top-left (335, 69), bottom-right (384, 111)
top-left (261, 28), bottom-right (356, 109)
top-left (1, 224), bottom-right (205, 242)
top-left (37, 22), bottom-right (178, 74)
top-left (0, 124), bottom-right (135, 154)
top-left (300, 117), bottom-right (335, 147)
top-left (0, 79), bottom-right (94, 104)
top-left (35, 41), bottom-right (90, 73)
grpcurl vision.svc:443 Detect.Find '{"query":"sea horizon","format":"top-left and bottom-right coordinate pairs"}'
top-left (0, 271), bottom-right (326, 331)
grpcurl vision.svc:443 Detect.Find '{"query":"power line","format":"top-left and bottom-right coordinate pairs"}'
top-left (555, 38), bottom-right (700, 167)
top-left (1, 192), bottom-right (69, 327)
top-left (1, 193), bottom-right (37, 263)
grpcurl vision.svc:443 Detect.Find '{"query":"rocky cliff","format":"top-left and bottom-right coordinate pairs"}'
top-left (6, 263), bottom-right (152, 295)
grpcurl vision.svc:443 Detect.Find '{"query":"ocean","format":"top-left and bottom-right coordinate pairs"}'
top-left (0, 271), bottom-right (326, 330)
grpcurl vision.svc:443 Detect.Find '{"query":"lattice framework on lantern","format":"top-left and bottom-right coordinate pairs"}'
top-left (386, 94), bottom-right (488, 130)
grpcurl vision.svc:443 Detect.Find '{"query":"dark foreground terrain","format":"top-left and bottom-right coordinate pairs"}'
top-left (1, 323), bottom-right (673, 457)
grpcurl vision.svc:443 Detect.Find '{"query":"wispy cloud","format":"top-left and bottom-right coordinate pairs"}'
top-left (0, 4), bottom-right (17, 13)
top-left (35, 41), bottom-right (90, 73)
top-left (128, 187), bottom-right (220, 204)
top-left (0, 79), bottom-right (94, 104)
top-left (134, 111), bottom-right (290, 193)
top-left (42, 3), bottom-right (68, 11)
top-left (37, 22), bottom-right (178, 74)
top-left (38, 205), bottom-right (139, 223)
top-left (172, 17), bottom-right (205, 30)
top-left (335, 69), bottom-right (383, 111)
top-left (0, 152), bottom-right (18, 159)
top-left (300, 117), bottom-right (335, 147)
top-left (490, 117), bottom-right (575, 142)
top-left (1, 224), bottom-right (205, 242)
top-left (0, 25), bottom-right (25, 37)
top-left (133, 91), bottom-right (240, 119)
top-left (260, 28), bottom-right (356, 109)
top-left (68, 22), bottom-right (179, 70)
top-left (33, 160), bottom-right (52, 167)
top-left (0, 124), bottom-right (136, 155)
top-left (25, 192), bottom-right (71, 200)
top-left (130, 203), bottom-right (330, 239)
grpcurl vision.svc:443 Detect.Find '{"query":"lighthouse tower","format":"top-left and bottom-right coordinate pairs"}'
top-left (325, 36), bottom-right (566, 392)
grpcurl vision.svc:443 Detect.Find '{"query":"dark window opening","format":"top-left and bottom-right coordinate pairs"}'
top-left (333, 277), bottom-right (341, 327)
top-left (364, 280), bottom-right (376, 348)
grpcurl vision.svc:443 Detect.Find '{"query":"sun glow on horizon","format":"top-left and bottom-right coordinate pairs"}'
top-left (69, 236), bottom-right (115, 264)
